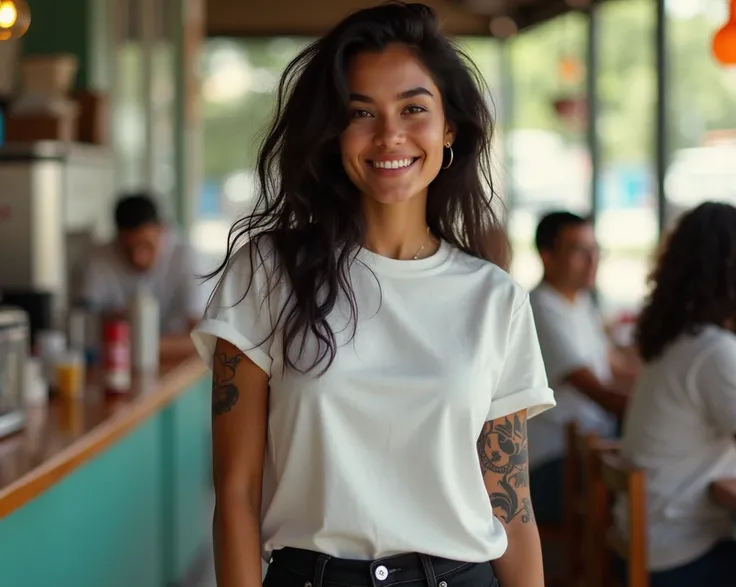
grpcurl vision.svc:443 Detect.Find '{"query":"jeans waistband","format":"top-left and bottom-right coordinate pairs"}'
top-left (269, 547), bottom-right (493, 587)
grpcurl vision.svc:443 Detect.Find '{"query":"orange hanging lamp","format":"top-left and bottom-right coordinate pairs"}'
top-left (713, 0), bottom-right (736, 65)
top-left (0, 0), bottom-right (31, 41)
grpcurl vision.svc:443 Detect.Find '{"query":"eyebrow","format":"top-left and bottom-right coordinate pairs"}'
top-left (349, 86), bottom-right (435, 103)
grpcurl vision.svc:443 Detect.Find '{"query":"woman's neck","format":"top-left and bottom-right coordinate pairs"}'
top-left (361, 195), bottom-right (437, 260)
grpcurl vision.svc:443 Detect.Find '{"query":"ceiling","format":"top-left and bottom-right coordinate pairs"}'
top-left (206, 0), bottom-right (589, 37)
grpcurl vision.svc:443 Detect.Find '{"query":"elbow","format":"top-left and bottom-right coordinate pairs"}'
top-left (214, 491), bottom-right (260, 527)
top-left (213, 477), bottom-right (262, 518)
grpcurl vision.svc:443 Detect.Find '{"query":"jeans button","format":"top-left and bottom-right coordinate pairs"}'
top-left (374, 565), bottom-right (389, 580)
top-left (439, 582), bottom-right (448, 587)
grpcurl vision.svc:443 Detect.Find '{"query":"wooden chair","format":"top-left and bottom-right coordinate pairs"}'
top-left (589, 450), bottom-right (648, 587)
top-left (532, 423), bottom-right (591, 587)
top-left (563, 422), bottom-right (620, 587)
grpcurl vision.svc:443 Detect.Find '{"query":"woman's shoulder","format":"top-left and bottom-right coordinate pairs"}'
top-left (449, 246), bottom-right (529, 311)
top-left (692, 325), bottom-right (736, 366)
top-left (211, 233), bottom-right (290, 307)
top-left (647, 325), bottom-right (736, 376)
top-left (222, 233), bottom-right (280, 277)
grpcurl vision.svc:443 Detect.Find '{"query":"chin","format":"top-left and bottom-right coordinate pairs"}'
top-left (363, 183), bottom-right (429, 206)
top-left (366, 192), bottom-right (416, 205)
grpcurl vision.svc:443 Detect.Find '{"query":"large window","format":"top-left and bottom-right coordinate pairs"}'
top-left (506, 13), bottom-right (590, 289)
top-left (665, 0), bottom-right (736, 220)
top-left (596, 0), bottom-right (658, 315)
top-left (194, 38), bottom-right (312, 266)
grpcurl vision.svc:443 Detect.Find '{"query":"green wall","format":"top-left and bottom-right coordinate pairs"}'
top-left (0, 376), bottom-right (212, 587)
top-left (20, 0), bottom-right (108, 91)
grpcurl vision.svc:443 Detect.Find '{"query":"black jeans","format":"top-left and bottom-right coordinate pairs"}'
top-left (263, 547), bottom-right (499, 587)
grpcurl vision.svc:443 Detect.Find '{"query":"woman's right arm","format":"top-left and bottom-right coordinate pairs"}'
top-left (211, 337), bottom-right (270, 587)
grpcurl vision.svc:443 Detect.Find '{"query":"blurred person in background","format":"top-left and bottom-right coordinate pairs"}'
top-left (617, 202), bottom-right (736, 586)
top-left (527, 211), bottom-right (638, 525)
top-left (191, 3), bottom-right (555, 587)
top-left (79, 193), bottom-right (202, 356)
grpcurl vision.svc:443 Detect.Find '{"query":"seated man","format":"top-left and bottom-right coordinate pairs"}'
top-left (528, 211), bottom-right (637, 525)
top-left (78, 193), bottom-right (203, 356)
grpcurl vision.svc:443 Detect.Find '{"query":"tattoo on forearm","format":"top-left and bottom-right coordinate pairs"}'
top-left (212, 351), bottom-right (244, 417)
top-left (477, 413), bottom-right (534, 524)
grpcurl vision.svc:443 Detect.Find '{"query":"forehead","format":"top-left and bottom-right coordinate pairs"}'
top-left (119, 224), bottom-right (159, 242)
top-left (347, 44), bottom-right (440, 97)
top-left (557, 223), bottom-right (595, 245)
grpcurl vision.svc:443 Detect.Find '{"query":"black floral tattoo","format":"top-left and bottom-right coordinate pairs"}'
top-left (212, 351), bottom-right (244, 417)
top-left (477, 413), bottom-right (534, 524)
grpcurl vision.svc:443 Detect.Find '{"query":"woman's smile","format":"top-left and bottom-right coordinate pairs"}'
top-left (366, 156), bottom-right (421, 176)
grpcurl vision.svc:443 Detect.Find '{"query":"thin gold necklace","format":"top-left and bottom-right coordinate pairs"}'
top-left (412, 227), bottom-right (436, 260)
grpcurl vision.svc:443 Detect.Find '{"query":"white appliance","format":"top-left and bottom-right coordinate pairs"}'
top-left (0, 141), bottom-right (115, 323)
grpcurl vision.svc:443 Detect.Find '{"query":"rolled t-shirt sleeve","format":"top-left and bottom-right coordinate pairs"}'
top-left (191, 240), bottom-right (281, 376)
top-left (487, 294), bottom-right (556, 422)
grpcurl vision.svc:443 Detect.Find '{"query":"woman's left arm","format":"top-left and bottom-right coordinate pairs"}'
top-left (478, 408), bottom-right (544, 587)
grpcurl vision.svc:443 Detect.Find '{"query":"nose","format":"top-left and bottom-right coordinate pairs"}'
top-left (374, 115), bottom-right (404, 147)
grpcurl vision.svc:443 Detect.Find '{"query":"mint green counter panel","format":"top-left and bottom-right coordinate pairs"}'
top-left (0, 376), bottom-right (211, 587)
top-left (162, 376), bottom-right (213, 584)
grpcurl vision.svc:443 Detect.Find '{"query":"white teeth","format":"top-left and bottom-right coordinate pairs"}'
top-left (372, 158), bottom-right (414, 169)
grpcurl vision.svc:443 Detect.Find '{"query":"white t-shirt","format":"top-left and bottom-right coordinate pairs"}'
top-left (192, 237), bottom-right (555, 562)
top-left (616, 326), bottom-right (736, 571)
top-left (79, 230), bottom-right (203, 334)
top-left (528, 283), bottom-right (617, 468)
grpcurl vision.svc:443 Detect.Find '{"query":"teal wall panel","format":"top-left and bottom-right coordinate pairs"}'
top-left (0, 417), bottom-right (163, 587)
top-left (0, 375), bottom-right (211, 587)
top-left (161, 377), bottom-right (212, 584)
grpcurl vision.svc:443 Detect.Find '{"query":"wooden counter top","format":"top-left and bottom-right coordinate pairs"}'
top-left (710, 478), bottom-right (736, 514)
top-left (0, 356), bottom-right (208, 519)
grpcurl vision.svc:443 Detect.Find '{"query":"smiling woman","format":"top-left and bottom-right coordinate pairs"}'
top-left (192, 3), bottom-right (555, 587)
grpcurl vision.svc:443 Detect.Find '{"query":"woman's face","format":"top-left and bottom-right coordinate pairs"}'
top-left (340, 44), bottom-right (454, 206)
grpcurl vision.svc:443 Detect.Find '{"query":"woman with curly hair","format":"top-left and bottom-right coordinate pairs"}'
top-left (618, 201), bottom-right (736, 586)
top-left (191, 3), bottom-right (555, 587)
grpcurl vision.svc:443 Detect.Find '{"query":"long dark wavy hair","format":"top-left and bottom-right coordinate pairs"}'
top-left (207, 2), bottom-right (506, 373)
top-left (636, 201), bottom-right (736, 362)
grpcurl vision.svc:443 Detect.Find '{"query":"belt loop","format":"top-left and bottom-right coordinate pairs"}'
top-left (313, 554), bottom-right (332, 587)
top-left (418, 554), bottom-right (438, 587)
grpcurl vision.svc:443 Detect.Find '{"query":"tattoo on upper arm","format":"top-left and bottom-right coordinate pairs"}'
top-left (477, 412), bottom-right (534, 524)
top-left (212, 350), bottom-right (244, 417)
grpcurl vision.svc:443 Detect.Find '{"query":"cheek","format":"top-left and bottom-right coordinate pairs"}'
top-left (413, 120), bottom-right (446, 163)
top-left (340, 125), bottom-right (370, 161)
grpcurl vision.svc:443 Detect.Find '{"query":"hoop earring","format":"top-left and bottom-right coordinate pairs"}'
top-left (442, 143), bottom-right (454, 170)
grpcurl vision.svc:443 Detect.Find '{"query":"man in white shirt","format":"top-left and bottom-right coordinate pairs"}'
top-left (78, 193), bottom-right (203, 355)
top-left (527, 211), bottom-right (636, 525)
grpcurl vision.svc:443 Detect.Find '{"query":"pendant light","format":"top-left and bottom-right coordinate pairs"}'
top-left (0, 0), bottom-right (31, 41)
top-left (713, 0), bottom-right (736, 65)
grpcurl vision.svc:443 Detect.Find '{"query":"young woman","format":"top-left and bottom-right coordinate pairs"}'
top-left (192, 3), bottom-right (555, 587)
top-left (618, 202), bottom-right (736, 587)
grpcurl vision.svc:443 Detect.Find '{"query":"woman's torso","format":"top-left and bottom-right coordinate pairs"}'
top-left (256, 241), bottom-right (541, 561)
top-left (617, 326), bottom-right (736, 570)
